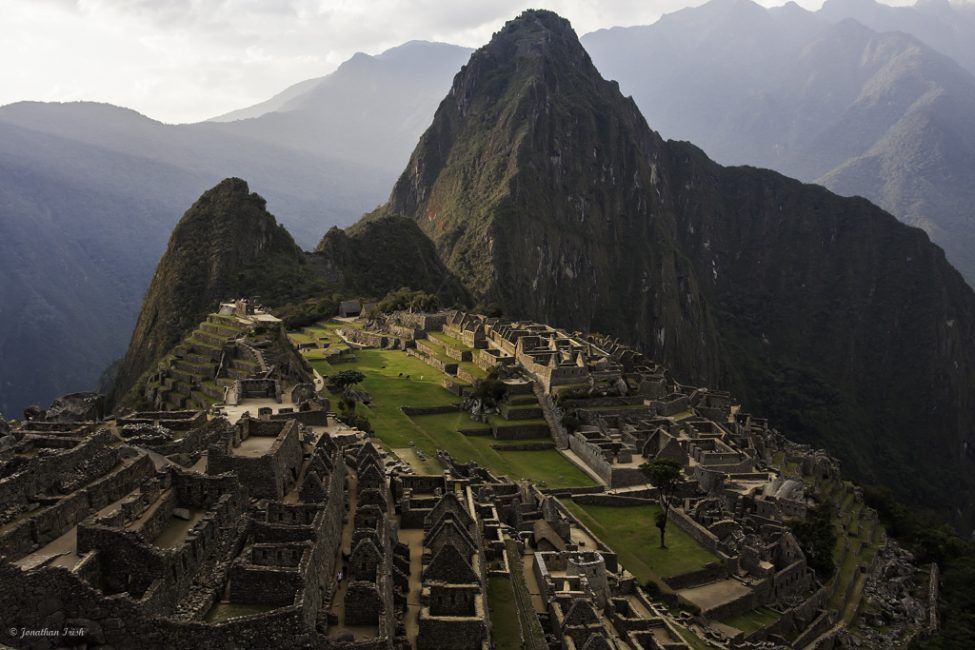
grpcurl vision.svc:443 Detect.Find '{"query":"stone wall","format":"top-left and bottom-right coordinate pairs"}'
top-left (567, 433), bottom-right (612, 484)
top-left (119, 411), bottom-right (205, 432)
top-left (417, 613), bottom-right (487, 650)
top-left (0, 561), bottom-right (330, 650)
top-left (0, 453), bottom-right (155, 558)
top-left (661, 562), bottom-right (729, 590)
top-left (701, 585), bottom-right (759, 619)
top-left (77, 485), bottom-right (245, 609)
top-left (207, 420), bottom-right (303, 500)
top-left (492, 422), bottom-right (550, 440)
top-left (401, 405), bottom-right (461, 417)
top-left (571, 494), bottom-right (655, 507)
top-left (667, 508), bottom-right (721, 554)
top-left (490, 442), bottom-right (554, 451)
top-left (407, 348), bottom-right (458, 376)
top-left (269, 409), bottom-right (330, 427)
top-left (0, 429), bottom-right (119, 510)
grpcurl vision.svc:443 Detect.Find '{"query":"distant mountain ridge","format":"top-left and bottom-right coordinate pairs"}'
top-left (203, 41), bottom-right (473, 170)
top-left (582, 0), bottom-right (975, 286)
top-left (366, 9), bottom-right (975, 530)
top-left (819, 0), bottom-right (975, 75)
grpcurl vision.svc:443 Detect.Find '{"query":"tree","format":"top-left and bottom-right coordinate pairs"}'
top-left (377, 287), bottom-right (439, 313)
top-left (788, 501), bottom-right (836, 580)
top-left (473, 369), bottom-right (508, 408)
top-left (641, 459), bottom-right (683, 548)
top-left (327, 370), bottom-right (365, 394)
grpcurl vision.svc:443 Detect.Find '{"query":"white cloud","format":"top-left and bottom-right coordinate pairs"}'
top-left (0, 0), bottom-right (934, 123)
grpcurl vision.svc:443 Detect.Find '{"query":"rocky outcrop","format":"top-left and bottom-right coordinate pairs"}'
top-left (313, 215), bottom-right (469, 304)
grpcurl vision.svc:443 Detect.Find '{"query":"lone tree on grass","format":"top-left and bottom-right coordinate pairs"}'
top-left (640, 459), bottom-right (683, 549)
top-left (327, 370), bottom-right (365, 395)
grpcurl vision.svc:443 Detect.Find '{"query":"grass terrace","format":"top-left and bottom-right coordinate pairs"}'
top-left (562, 501), bottom-right (719, 585)
top-left (416, 338), bottom-right (458, 366)
top-left (487, 577), bottom-right (521, 650)
top-left (302, 339), bottom-right (595, 488)
top-left (719, 606), bottom-right (782, 633)
top-left (458, 360), bottom-right (489, 380)
top-left (768, 453), bottom-right (884, 626)
top-left (428, 330), bottom-right (474, 352)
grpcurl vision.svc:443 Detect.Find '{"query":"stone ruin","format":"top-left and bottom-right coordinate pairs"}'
top-left (0, 304), bottom-right (935, 649)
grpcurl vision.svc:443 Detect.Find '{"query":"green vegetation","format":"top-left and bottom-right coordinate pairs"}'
top-left (641, 459), bottom-right (683, 549)
top-left (316, 216), bottom-right (469, 305)
top-left (719, 607), bottom-right (782, 633)
top-left (562, 501), bottom-right (718, 584)
top-left (111, 178), bottom-right (332, 406)
top-left (788, 501), bottom-right (837, 580)
top-left (409, 412), bottom-right (589, 487)
top-left (486, 577), bottom-right (521, 650)
top-left (770, 454), bottom-right (879, 624)
top-left (274, 296), bottom-right (341, 329)
top-left (326, 369), bottom-right (365, 393)
top-left (472, 369), bottom-right (508, 408)
top-left (376, 287), bottom-right (440, 313)
top-left (306, 343), bottom-right (594, 488)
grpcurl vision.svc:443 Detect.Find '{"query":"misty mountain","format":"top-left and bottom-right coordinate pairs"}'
top-left (0, 40), bottom-right (468, 417)
top-left (206, 41), bottom-right (472, 171)
top-left (819, 0), bottom-right (975, 75)
top-left (582, 0), bottom-right (975, 285)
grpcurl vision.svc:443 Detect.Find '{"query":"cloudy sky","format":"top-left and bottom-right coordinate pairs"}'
top-left (3, 0), bottom-right (916, 124)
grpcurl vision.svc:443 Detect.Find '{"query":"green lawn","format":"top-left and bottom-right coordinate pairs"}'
top-left (719, 606), bottom-right (782, 633)
top-left (487, 577), bottom-right (521, 650)
top-left (306, 346), bottom-right (594, 488)
top-left (428, 330), bottom-right (474, 352)
top-left (458, 360), bottom-right (488, 379)
top-left (416, 339), bottom-right (458, 366)
top-left (309, 348), bottom-right (457, 447)
top-left (287, 330), bottom-right (316, 344)
top-left (408, 413), bottom-right (594, 488)
top-left (675, 626), bottom-right (720, 650)
top-left (562, 502), bottom-right (719, 584)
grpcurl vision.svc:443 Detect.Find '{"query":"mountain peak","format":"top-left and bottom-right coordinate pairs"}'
top-left (110, 178), bottom-right (307, 405)
top-left (479, 9), bottom-right (588, 66)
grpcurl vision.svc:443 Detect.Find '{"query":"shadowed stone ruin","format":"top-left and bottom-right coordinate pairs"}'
top-left (0, 303), bottom-right (933, 649)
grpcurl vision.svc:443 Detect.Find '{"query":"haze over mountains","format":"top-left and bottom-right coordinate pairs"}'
top-left (4, 0), bottom-right (975, 467)
top-left (0, 43), bottom-right (467, 417)
top-left (582, 0), bottom-right (975, 285)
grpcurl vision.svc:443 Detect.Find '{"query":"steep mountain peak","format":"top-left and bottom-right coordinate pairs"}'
top-left (375, 8), bottom-right (713, 376)
top-left (383, 6), bottom-right (658, 229)
top-left (110, 177), bottom-right (314, 406)
top-left (165, 177), bottom-right (297, 256)
top-left (471, 9), bottom-right (590, 64)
